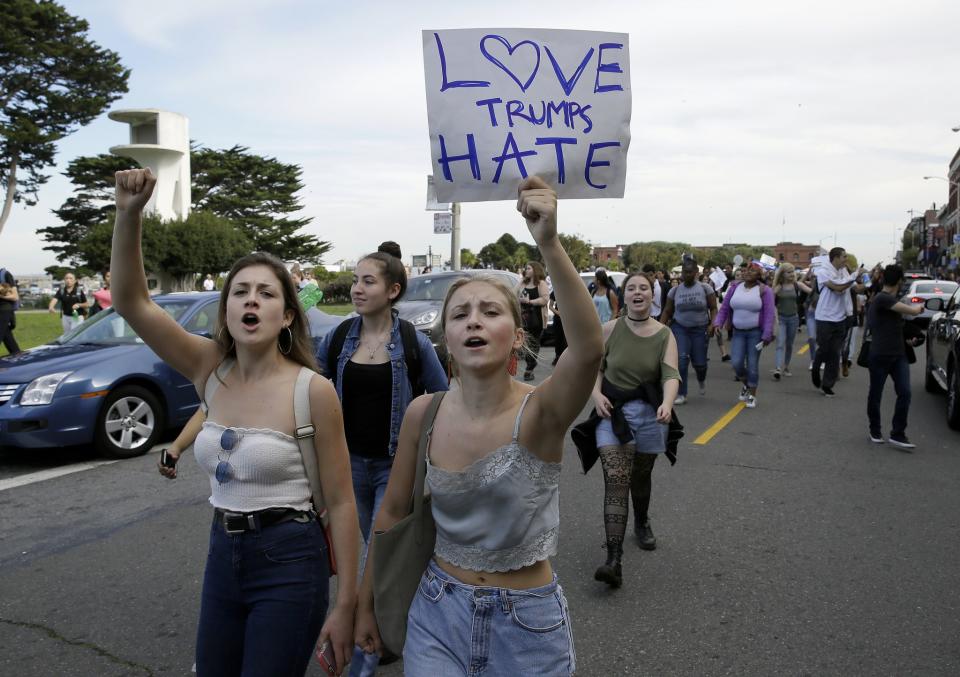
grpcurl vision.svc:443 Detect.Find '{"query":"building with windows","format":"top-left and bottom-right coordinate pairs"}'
top-left (772, 242), bottom-right (823, 264)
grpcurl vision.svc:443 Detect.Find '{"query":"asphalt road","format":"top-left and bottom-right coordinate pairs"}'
top-left (1, 336), bottom-right (958, 676)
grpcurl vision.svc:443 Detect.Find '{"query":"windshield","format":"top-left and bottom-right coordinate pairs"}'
top-left (57, 301), bottom-right (197, 345)
top-left (404, 276), bottom-right (459, 302)
top-left (915, 282), bottom-right (958, 295)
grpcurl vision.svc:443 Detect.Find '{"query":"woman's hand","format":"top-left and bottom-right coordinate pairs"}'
top-left (516, 176), bottom-right (558, 246)
top-left (157, 446), bottom-right (180, 479)
top-left (115, 168), bottom-right (157, 214)
top-left (656, 403), bottom-right (673, 424)
top-left (354, 605), bottom-right (383, 658)
top-left (319, 604), bottom-right (355, 675)
top-left (593, 391), bottom-right (613, 418)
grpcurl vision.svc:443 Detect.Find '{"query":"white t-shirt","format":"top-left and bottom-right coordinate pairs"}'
top-left (203, 278), bottom-right (215, 291)
top-left (651, 279), bottom-right (662, 317)
top-left (814, 265), bottom-right (853, 322)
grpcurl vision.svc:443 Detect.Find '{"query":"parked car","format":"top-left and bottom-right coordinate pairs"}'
top-left (924, 286), bottom-right (960, 430)
top-left (901, 280), bottom-right (958, 327)
top-left (0, 292), bottom-right (341, 457)
top-left (396, 269), bottom-right (521, 364)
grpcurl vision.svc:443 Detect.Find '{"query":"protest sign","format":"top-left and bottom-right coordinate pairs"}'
top-left (710, 269), bottom-right (728, 290)
top-left (422, 28), bottom-right (631, 202)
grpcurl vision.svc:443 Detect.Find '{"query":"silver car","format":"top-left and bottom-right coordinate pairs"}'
top-left (397, 269), bottom-right (522, 364)
top-left (901, 280), bottom-right (959, 327)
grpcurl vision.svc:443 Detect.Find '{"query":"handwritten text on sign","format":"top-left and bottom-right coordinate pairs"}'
top-left (423, 28), bottom-right (631, 202)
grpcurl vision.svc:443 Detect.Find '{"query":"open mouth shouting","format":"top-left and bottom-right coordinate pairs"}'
top-left (463, 336), bottom-right (488, 349)
top-left (240, 312), bottom-right (261, 331)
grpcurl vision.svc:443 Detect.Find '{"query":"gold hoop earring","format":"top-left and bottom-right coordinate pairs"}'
top-left (279, 326), bottom-right (293, 355)
top-left (216, 326), bottom-right (235, 352)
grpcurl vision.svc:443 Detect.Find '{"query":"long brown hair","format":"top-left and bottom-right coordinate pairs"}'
top-left (524, 261), bottom-right (546, 286)
top-left (215, 252), bottom-right (317, 372)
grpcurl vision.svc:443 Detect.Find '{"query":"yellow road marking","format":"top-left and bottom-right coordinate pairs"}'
top-left (694, 402), bottom-right (746, 445)
top-left (796, 344), bottom-right (809, 355)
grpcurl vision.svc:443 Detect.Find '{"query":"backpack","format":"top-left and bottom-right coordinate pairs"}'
top-left (326, 317), bottom-right (424, 397)
top-left (0, 269), bottom-right (19, 310)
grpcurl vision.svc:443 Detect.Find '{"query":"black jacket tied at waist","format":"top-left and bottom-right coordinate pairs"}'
top-left (571, 377), bottom-right (684, 474)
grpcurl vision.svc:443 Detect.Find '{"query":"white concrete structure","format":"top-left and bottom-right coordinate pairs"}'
top-left (108, 109), bottom-right (190, 221)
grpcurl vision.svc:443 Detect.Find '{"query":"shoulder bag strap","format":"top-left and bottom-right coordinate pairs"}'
top-left (413, 391), bottom-right (445, 544)
top-left (200, 357), bottom-right (234, 414)
top-left (293, 367), bottom-right (326, 516)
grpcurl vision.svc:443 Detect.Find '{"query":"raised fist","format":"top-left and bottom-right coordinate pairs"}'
top-left (115, 168), bottom-right (157, 214)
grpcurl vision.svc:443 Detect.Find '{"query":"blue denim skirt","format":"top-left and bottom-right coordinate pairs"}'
top-left (403, 559), bottom-right (576, 676)
top-left (595, 399), bottom-right (668, 453)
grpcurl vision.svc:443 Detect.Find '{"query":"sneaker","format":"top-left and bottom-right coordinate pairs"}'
top-left (721, 354), bottom-right (731, 362)
top-left (783, 367), bottom-right (793, 377)
top-left (842, 363), bottom-right (850, 378)
top-left (772, 369), bottom-right (781, 381)
top-left (812, 368), bottom-right (821, 388)
top-left (888, 434), bottom-right (915, 449)
top-left (674, 395), bottom-right (686, 405)
top-left (869, 431), bottom-right (884, 444)
top-left (698, 381), bottom-right (706, 396)
top-left (635, 520), bottom-right (657, 550)
top-left (738, 385), bottom-right (749, 401)
top-left (745, 394), bottom-right (757, 408)
top-left (822, 386), bottom-right (835, 397)
top-left (808, 363), bottom-right (813, 371)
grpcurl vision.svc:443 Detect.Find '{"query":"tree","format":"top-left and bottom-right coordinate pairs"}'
top-left (460, 248), bottom-right (478, 268)
top-left (0, 0), bottom-right (129, 236)
top-left (557, 233), bottom-right (592, 271)
top-left (39, 145), bottom-right (331, 269)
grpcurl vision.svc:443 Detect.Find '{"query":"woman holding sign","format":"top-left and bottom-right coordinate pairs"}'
top-left (110, 168), bottom-right (359, 676)
top-left (354, 177), bottom-right (602, 675)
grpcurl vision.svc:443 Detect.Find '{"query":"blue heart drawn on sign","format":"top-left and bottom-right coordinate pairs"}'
top-left (479, 35), bottom-right (541, 92)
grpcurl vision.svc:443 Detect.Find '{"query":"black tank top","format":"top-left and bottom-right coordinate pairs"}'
top-left (521, 285), bottom-right (543, 332)
top-left (342, 360), bottom-right (392, 457)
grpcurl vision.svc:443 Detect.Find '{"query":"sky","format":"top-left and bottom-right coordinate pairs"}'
top-left (3, 0), bottom-right (960, 274)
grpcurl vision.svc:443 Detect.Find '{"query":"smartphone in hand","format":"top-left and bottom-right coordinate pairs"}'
top-left (315, 641), bottom-right (337, 675)
top-left (160, 449), bottom-right (178, 468)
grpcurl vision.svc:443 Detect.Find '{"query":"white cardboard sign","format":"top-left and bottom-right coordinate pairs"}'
top-left (422, 28), bottom-right (631, 202)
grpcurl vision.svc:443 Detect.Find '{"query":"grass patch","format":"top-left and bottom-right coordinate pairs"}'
top-left (321, 303), bottom-right (353, 316)
top-left (2, 311), bottom-right (62, 354)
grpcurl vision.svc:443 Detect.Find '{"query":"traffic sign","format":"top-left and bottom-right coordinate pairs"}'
top-left (434, 212), bottom-right (453, 234)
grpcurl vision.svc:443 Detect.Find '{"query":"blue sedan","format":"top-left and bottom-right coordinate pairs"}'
top-left (0, 292), bottom-right (341, 458)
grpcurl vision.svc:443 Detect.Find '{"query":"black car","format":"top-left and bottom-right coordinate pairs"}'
top-left (924, 286), bottom-right (960, 430)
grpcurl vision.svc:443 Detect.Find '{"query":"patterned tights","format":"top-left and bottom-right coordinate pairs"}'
top-left (599, 446), bottom-right (657, 552)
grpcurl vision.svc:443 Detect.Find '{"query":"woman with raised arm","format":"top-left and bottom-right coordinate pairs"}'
top-left (771, 263), bottom-right (812, 380)
top-left (517, 260), bottom-right (550, 381)
top-left (110, 168), bottom-right (359, 676)
top-left (353, 177), bottom-right (602, 675)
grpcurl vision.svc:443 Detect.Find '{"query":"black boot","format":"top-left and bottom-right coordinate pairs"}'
top-left (635, 517), bottom-right (657, 551)
top-left (594, 543), bottom-right (623, 588)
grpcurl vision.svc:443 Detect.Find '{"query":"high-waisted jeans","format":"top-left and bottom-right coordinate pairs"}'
top-left (404, 559), bottom-right (576, 676)
top-left (775, 314), bottom-right (799, 370)
top-left (195, 513), bottom-right (329, 677)
top-left (730, 326), bottom-right (762, 388)
top-left (671, 323), bottom-right (708, 396)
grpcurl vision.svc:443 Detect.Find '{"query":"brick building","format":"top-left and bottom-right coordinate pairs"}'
top-left (591, 245), bottom-right (625, 267)
top-left (773, 242), bottom-right (823, 265)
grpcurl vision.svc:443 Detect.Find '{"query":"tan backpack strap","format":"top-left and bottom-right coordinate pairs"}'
top-left (201, 357), bottom-right (235, 414)
top-left (293, 367), bottom-right (326, 517)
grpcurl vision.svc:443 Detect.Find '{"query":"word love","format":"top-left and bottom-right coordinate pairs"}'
top-left (432, 32), bottom-right (625, 96)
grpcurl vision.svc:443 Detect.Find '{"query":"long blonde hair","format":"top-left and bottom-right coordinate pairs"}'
top-left (773, 262), bottom-right (796, 287)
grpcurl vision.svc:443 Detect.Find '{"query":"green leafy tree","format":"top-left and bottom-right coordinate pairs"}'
top-left (478, 242), bottom-right (513, 270)
top-left (460, 248), bottom-right (478, 268)
top-left (557, 233), bottom-right (592, 271)
top-left (0, 0), bottom-right (129, 236)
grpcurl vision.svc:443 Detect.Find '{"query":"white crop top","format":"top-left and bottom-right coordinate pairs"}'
top-left (194, 421), bottom-right (312, 513)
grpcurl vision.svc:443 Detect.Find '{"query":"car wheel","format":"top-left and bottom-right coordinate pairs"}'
top-left (94, 386), bottom-right (165, 459)
top-left (948, 365), bottom-right (960, 432)
top-left (925, 345), bottom-right (942, 393)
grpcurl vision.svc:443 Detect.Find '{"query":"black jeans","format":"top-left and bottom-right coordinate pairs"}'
top-left (0, 309), bottom-right (20, 355)
top-left (867, 353), bottom-right (911, 437)
top-left (524, 324), bottom-right (542, 373)
top-left (551, 315), bottom-right (567, 363)
top-left (630, 452), bottom-right (658, 525)
top-left (814, 319), bottom-right (847, 388)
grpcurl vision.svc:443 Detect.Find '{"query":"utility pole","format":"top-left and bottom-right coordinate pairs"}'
top-left (451, 202), bottom-right (461, 271)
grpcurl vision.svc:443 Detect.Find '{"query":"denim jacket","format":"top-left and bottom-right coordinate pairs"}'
top-left (314, 312), bottom-right (449, 456)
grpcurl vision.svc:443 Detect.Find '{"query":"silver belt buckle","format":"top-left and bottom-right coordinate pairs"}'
top-left (222, 511), bottom-right (255, 535)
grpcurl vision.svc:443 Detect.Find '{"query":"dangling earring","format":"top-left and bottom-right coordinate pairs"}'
top-left (217, 326), bottom-right (235, 352)
top-left (278, 326), bottom-right (293, 355)
top-left (507, 350), bottom-right (518, 376)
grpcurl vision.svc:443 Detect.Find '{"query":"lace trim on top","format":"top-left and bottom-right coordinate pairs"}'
top-left (203, 420), bottom-right (295, 442)
top-left (426, 443), bottom-right (561, 494)
top-left (435, 525), bottom-right (559, 572)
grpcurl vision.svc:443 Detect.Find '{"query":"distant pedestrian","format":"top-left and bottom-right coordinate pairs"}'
top-left (202, 273), bottom-right (215, 291)
top-left (812, 248), bottom-right (856, 396)
top-left (713, 262), bottom-right (775, 408)
top-left (771, 263), bottom-right (811, 380)
top-left (865, 265), bottom-right (924, 448)
top-left (0, 265), bottom-right (21, 355)
top-left (517, 260), bottom-right (550, 381)
top-left (660, 258), bottom-right (717, 403)
top-left (591, 268), bottom-right (619, 322)
top-left (91, 270), bottom-right (112, 315)
top-left (48, 272), bottom-right (88, 333)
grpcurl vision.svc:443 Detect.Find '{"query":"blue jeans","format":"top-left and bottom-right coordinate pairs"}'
top-left (671, 323), bottom-right (708, 396)
top-left (404, 560), bottom-right (576, 676)
top-left (349, 455), bottom-right (394, 677)
top-left (195, 514), bottom-right (329, 677)
top-left (730, 326), bottom-right (762, 388)
top-left (867, 354), bottom-right (911, 437)
top-left (775, 314), bottom-right (799, 370)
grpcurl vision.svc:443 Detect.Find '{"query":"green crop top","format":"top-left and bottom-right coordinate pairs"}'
top-left (602, 320), bottom-right (681, 390)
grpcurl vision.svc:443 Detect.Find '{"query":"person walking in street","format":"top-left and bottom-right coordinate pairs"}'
top-left (713, 262), bottom-right (775, 408)
top-left (0, 266), bottom-right (21, 356)
top-left (591, 268), bottom-right (619, 323)
top-left (315, 244), bottom-right (448, 677)
top-left (771, 263), bottom-right (811, 380)
top-left (202, 273), bottom-right (216, 291)
top-left (111, 167), bottom-right (359, 676)
top-left (48, 272), bottom-right (88, 333)
top-left (801, 267), bottom-right (819, 370)
top-left (812, 248), bottom-right (856, 396)
top-left (91, 270), bottom-right (113, 315)
top-left (865, 265), bottom-right (924, 448)
top-left (517, 260), bottom-right (550, 381)
top-left (589, 271), bottom-right (679, 585)
top-left (660, 258), bottom-right (716, 403)
top-left (354, 177), bottom-right (602, 675)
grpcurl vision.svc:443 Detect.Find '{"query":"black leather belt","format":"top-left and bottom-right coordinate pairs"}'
top-left (214, 508), bottom-right (311, 535)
